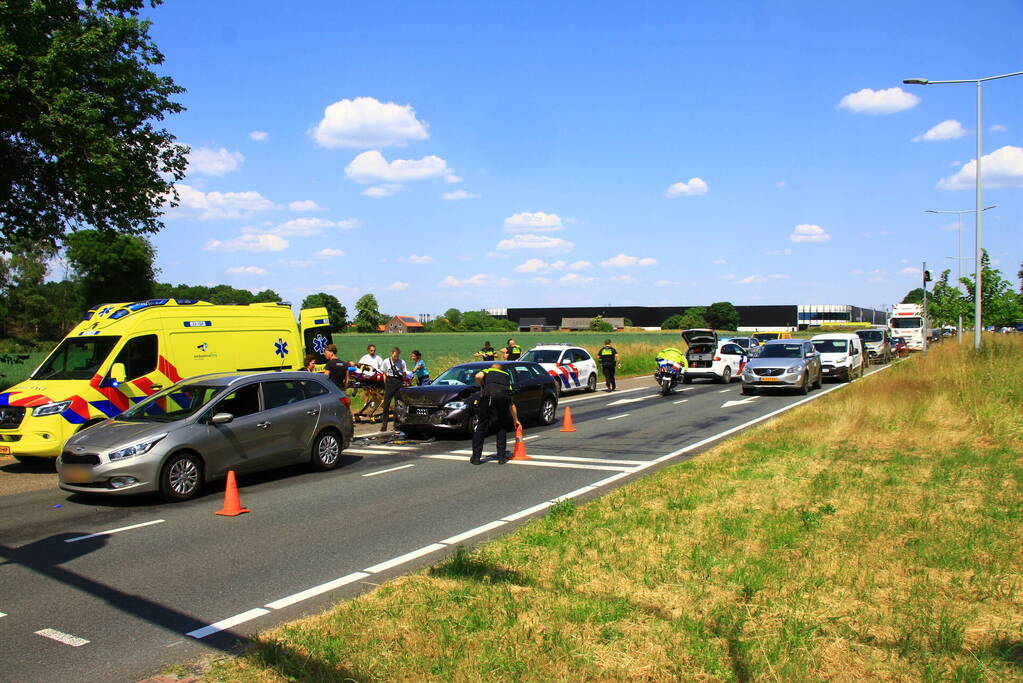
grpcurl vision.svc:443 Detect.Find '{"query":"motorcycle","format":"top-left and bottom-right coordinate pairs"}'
top-left (654, 356), bottom-right (686, 396)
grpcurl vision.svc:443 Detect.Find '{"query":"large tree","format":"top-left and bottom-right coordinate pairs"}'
top-left (901, 288), bottom-right (925, 305)
top-left (301, 293), bottom-right (349, 333)
top-left (65, 229), bottom-right (156, 307)
top-left (705, 301), bottom-right (740, 331)
top-left (354, 293), bottom-right (382, 333)
top-left (0, 0), bottom-right (188, 250)
top-left (0, 240), bottom-right (56, 338)
top-left (960, 251), bottom-right (1022, 328)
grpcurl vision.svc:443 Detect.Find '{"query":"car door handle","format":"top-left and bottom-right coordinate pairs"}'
top-left (257, 421), bottom-right (271, 429)
top-left (305, 409), bottom-right (319, 416)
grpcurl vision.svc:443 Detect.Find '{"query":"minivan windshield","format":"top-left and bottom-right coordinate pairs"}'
top-left (759, 343), bottom-right (804, 359)
top-left (31, 336), bottom-right (120, 381)
top-left (812, 340), bottom-right (848, 354)
top-left (857, 330), bottom-right (884, 342)
top-left (119, 383), bottom-right (223, 422)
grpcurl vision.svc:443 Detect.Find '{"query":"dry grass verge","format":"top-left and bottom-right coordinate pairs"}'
top-left (203, 335), bottom-right (1023, 682)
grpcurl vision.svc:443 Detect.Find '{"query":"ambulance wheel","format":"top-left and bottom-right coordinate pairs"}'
top-left (585, 373), bottom-right (597, 393)
top-left (160, 452), bottom-right (204, 502)
top-left (311, 429), bottom-right (342, 471)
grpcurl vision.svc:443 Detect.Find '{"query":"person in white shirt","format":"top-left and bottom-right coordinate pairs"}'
top-left (358, 344), bottom-right (386, 372)
top-left (379, 347), bottom-right (408, 432)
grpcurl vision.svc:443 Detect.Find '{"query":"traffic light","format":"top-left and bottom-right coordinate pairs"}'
top-left (923, 269), bottom-right (932, 283)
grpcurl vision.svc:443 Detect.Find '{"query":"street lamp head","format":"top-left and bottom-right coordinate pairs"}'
top-left (903, 78), bottom-right (929, 85)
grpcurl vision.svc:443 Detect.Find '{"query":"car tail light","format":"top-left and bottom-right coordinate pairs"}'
top-left (714, 356), bottom-right (721, 361)
top-left (340, 397), bottom-right (351, 408)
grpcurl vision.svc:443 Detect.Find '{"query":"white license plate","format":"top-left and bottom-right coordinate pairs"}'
top-left (63, 465), bottom-right (92, 484)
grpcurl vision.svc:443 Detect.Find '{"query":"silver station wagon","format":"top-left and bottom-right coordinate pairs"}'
top-left (57, 371), bottom-right (354, 501)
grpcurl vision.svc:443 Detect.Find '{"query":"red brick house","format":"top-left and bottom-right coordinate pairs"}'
top-left (385, 315), bottom-right (424, 333)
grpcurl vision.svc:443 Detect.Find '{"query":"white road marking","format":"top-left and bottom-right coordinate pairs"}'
top-left (344, 447), bottom-right (405, 455)
top-left (607, 414), bottom-right (628, 420)
top-left (364, 544), bottom-right (447, 574)
top-left (364, 445), bottom-right (420, 451)
top-left (522, 434), bottom-right (541, 441)
top-left (64, 519), bottom-right (165, 543)
top-left (362, 464), bottom-right (415, 478)
top-left (607, 394), bottom-right (657, 407)
top-left (554, 485), bottom-right (598, 501)
top-left (441, 520), bottom-right (508, 545)
top-left (0, 611), bottom-right (7, 618)
top-left (721, 397), bottom-right (759, 408)
top-left (187, 608), bottom-right (271, 639)
top-left (450, 450), bottom-right (647, 465)
top-left (673, 399), bottom-right (689, 404)
top-left (265, 572), bottom-right (369, 610)
top-left (718, 388), bottom-right (732, 393)
top-left (560, 387), bottom-right (644, 404)
top-left (35, 628), bottom-right (89, 647)
top-left (502, 501), bottom-right (552, 521)
top-left (425, 454), bottom-right (632, 471)
top-left (679, 387), bottom-right (694, 391)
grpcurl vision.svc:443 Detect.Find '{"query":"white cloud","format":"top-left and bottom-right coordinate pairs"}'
top-left (336, 218), bottom-right (361, 230)
top-left (316, 248), bottom-right (345, 259)
top-left (312, 97), bottom-right (429, 148)
top-left (289, 199), bottom-right (326, 212)
top-left (386, 281), bottom-right (410, 291)
top-left (281, 259), bottom-right (314, 268)
top-left (249, 131), bottom-right (268, 142)
top-left (664, 177), bottom-right (708, 198)
top-left (738, 275), bottom-right (768, 284)
top-left (503, 211), bottom-right (564, 232)
top-left (530, 276), bottom-right (551, 284)
top-left (938, 145), bottom-right (1023, 190)
top-left (850, 268), bottom-right (864, 275)
top-left (990, 124), bottom-right (1007, 133)
top-left (226, 265), bottom-right (266, 275)
top-left (204, 233), bottom-right (288, 253)
top-left (789, 224), bottom-right (830, 243)
top-left (900, 266), bottom-right (921, 275)
top-left (345, 150), bottom-right (458, 189)
top-left (768, 273), bottom-right (790, 279)
top-left (271, 217), bottom-right (336, 236)
top-left (514, 258), bottom-right (565, 273)
top-left (496, 234), bottom-right (574, 252)
top-left (838, 87), bottom-right (920, 114)
top-left (187, 146), bottom-right (244, 176)
top-left (399, 255), bottom-right (433, 264)
top-left (559, 273), bottom-right (594, 286)
top-left (440, 274), bottom-right (513, 288)
top-left (569, 260), bottom-right (592, 271)
top-left (441, 189), bottom-right (478, 201)
top-left (444, 174), bottom-right (462, 184)
top-left (362, 184), bottom-right (403, 198)
top-left (610, 274), bottom-right (637, 284)
top-left (166, 184), bottom-right (277, 220)
top-left (766, 248), bottom-right (793, 256)
top-left (776, 180), bottom-right (787, 188)
top-left (654, 279), bottom-right (679, 287)
top-left (712, 258), bottom-right (727, 265)
top-left (913, 119), bottom-right (966, 142)
top-left (600, 254), bottom-right (657, 268)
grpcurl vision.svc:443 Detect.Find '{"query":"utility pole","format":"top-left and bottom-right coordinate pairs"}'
top-left (922, 261), bottom-right (929, 354)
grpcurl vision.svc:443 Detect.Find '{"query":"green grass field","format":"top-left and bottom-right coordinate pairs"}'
top-left (198, 335), bottom-right (1023, 682)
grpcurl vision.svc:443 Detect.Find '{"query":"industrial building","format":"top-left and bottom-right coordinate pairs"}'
top-left (489, 304), bottom-right (888, 332)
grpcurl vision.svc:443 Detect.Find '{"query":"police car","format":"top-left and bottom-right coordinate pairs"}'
top-left (682, 329), bottom-right (748, 383)
top-left (519, 344), bottom-right (599, 394)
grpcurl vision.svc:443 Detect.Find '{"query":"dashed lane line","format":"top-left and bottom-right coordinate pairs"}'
top-left (265, 573), bottom-right (369, 610)
top-left (423, 454), bottom-right (633, 471)
top-left (64, 519), bottom-right (165, 544)
top-left (441, 520), bottom-right (508, 545)
top-left (718, 388), bottom-right (732, 393)
top-left (364, 544), bottom-right (448, 574)
top-left (35, 628), bottom-right (90, 647)
top-left (559, 386), bottom-right (644, 404)
top-left (450, 450), bottom-right (647, 465)
top-left (607, 414), bottom-right (628, 421)
top-left (362, 464), bottom-right (415, 478)
top-left (673, 399), bottom-right (689, 404)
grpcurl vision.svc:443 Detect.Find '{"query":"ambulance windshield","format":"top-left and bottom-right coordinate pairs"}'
top-left (31, 336), bottom-right (120, 381)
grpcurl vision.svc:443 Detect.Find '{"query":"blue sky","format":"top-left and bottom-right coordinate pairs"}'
top-left (147, 1), bottom-right (1022, 316)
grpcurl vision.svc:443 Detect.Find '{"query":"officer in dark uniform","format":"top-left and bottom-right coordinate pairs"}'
top-left (502, 338), bottom-right (522, 361)
top-left (597, 339), bottom-right (620, 391)
top-left (474, 341), bottom-right (497, 361)
top-left (470, 363), bottom-right (521, 465)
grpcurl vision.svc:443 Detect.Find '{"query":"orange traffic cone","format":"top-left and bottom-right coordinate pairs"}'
top-left (215, 470), bottom-right (250, 517)
top-left (559, 406), bottom-right (576, 433)
top-left (511, 424), bottom-right (531, 460)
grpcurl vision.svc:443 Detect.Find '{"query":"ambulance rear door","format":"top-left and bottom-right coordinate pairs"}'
top-left (299, 307), bottom-right (333, 362)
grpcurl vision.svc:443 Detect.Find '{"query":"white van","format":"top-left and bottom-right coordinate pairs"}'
top-left (810, 333), bottom-right (865, 382)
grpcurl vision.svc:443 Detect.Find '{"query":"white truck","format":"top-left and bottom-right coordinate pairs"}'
top-left (889, 303), bottom-right (927, 351)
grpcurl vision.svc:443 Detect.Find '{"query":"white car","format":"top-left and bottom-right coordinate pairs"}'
top-left (811, 333), bottom-right (865, 382)
top-left (682, 329), bottom-right (748, 384)
top-left (519, 344), bottom-right (599, 394)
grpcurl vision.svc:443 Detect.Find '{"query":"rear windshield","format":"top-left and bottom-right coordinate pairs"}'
top-left (32, 336), bottom-right (120, 381)
top-left (813, 340), bottom-right (848, 353)
top-left (759, 343), bottom-right (803, 358)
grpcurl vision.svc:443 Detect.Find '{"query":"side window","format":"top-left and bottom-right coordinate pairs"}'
top-left (574, 349), bottom-right (592, 362)
top-left (113, 334), bottom-right (158, 380)
top-left (529, 364), bottom-right (547, 379)
top-left (511, 365), bottom-right (534, 384)
top-left (215, 383), bottom-right (261, 418)
top-left (300, 379), bottom-right (329, 397)
top-left (262, 380), bottom-right (307, 409)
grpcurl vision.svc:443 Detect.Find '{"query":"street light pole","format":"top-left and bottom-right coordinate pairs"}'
top-left (924, 206), bottom-right (995, 343)
top-left (904, 70), bottom-right (1023, 350)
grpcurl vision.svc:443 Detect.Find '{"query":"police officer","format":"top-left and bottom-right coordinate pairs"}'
top-left (474, 341), bottom-right (497, 361)
top-left (597, 339), bottom-right (621, 391)
top-left (502, 338), bottom-right (522, 361)
top-left (470, 363), bottom-right (521, 465)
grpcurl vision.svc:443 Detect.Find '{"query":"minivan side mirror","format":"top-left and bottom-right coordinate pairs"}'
top-left (210, 412), bottom-right (234, 425)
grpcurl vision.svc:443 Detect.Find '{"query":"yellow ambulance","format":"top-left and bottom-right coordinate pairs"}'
top-left (0, 299), bottom-right (333, 463)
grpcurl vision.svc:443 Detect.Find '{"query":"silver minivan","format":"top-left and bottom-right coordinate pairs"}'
top-left (57, 371), bottom-right (354, 501)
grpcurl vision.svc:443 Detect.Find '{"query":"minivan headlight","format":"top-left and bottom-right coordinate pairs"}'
top-left (32, 400), bottom-right (72, 417)
top-left (108, 434), bottom-right (167, 461)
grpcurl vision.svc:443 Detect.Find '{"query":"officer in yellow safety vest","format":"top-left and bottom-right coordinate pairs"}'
top-left (502, 338), bottom-right (522, 361)
top-left (597, 339), bottom-right (621, 392)
top-left (470, 364), bottom-right (521, 465)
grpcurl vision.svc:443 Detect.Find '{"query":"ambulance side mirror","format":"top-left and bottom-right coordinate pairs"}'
top-left (101, 363), bottom-right (127, 387)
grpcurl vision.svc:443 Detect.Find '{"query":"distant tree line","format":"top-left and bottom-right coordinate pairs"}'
top-left (902, 252), bottom-right (1022, 328)
top-left (660, 302), bottom-right (740, 331)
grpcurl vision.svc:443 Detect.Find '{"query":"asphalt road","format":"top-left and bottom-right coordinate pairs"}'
top-left (0, 364), bottom-right (892, 682)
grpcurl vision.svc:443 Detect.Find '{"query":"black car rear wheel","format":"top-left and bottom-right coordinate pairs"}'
top-left (538, 395), bottom-right (557, 425)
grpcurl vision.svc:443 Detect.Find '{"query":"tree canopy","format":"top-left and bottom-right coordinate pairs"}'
top-left (301, 293), bottom-right (349, 333)
top-left (153, 282), bottom-right (281, 306)
top-left (705, 301), bottom-right (740, 331)
top-left (354, 293), bottom-right (382, 333)
top-left (0, 0), bottom-right (187, 250)
top-left (65, 229), bottom-right (156, 307)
